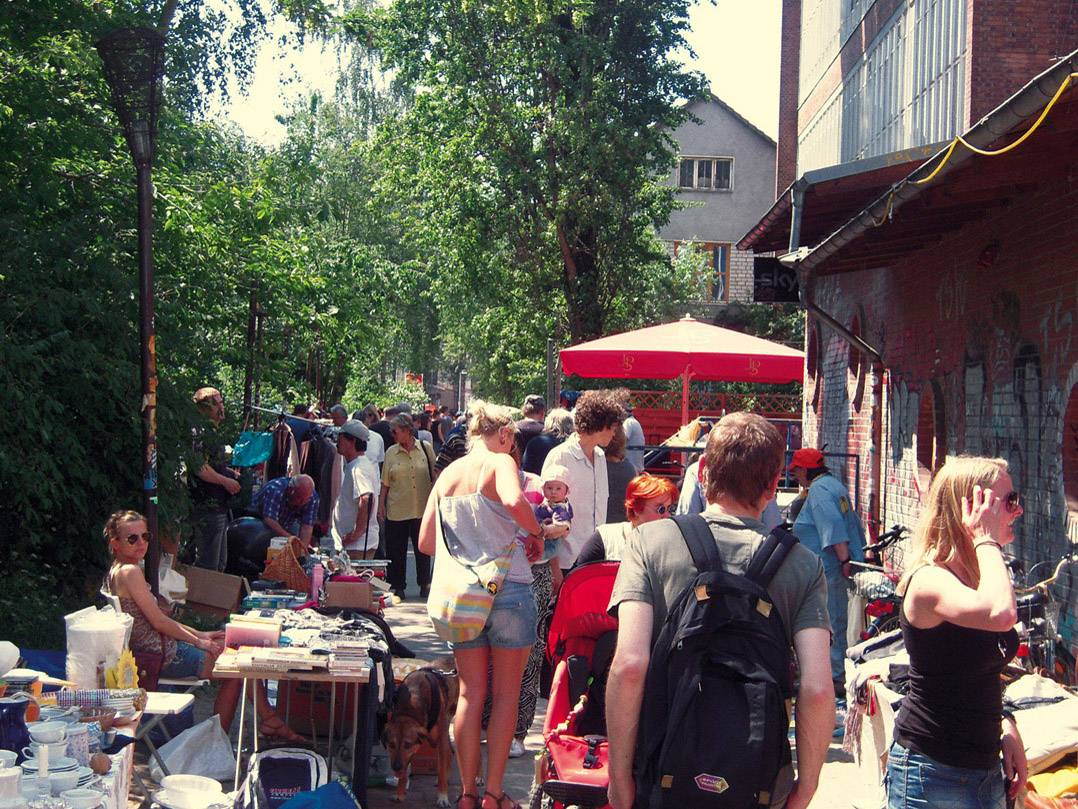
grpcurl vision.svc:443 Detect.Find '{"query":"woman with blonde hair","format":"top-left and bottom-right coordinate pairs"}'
top-left (887, 456), bottom-right (1026, 809)
top-left (103, 511), bottom-right (303, 741)
top-left (419, 400), bottom-right (559, 809)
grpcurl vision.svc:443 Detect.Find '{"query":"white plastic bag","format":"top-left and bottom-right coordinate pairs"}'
top-left (65, 606), bottom-right (133, 689)
top-left (150, 715), bottom-right (237, 782)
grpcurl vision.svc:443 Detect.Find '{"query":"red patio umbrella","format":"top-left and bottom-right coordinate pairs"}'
top-left (559, 315), bottom-right (805, 424)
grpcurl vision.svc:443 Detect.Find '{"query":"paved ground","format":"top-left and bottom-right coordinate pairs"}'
top-left (133, 548), bottom-right (872, 808)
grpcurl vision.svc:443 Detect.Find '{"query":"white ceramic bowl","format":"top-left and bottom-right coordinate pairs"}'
top-left (60, 788), bottom-right (103, 809)
top-left (48, 770), bottom-right (79, 795)
top-left (27, 722), bottom-right (67, 744)
top-left (153, 788), bottom-right (228, 809)
top-left (159, 775), bottom-right (223, 796)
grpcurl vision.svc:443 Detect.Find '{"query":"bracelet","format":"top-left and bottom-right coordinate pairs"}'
top-left (974, 539), bottom-right (1003, 551)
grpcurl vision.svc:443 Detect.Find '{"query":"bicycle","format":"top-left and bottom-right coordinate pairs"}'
top-left (848, 524), bottom-right (909, 639)
top-left (1013, 549), bottom-right (1078, 684)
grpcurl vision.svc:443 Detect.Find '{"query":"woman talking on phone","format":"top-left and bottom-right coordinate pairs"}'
top-left (887, 457), bottom-right (1026, 809)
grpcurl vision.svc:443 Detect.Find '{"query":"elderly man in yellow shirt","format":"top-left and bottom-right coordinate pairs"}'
top-left (378, 412), bottom-right (437, 599)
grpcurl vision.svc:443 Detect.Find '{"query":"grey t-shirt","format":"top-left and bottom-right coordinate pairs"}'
top-left (608, 512), bottom-right (831, 808)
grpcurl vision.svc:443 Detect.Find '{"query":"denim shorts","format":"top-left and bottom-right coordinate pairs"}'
top-left (452, 580), bottom-right (537, 650)
top-left (162, 641), bottom-right (206, 678)
top-left (886, 741), bottom-right (1005, 809)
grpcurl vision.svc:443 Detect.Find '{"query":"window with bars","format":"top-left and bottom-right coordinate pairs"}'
top-left (677, 157), bottom-right (733, 191)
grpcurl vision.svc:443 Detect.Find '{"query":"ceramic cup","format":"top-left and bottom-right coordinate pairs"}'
top-left (27, 723), bottom-right (66, 744)
top-left (60, 789), bottom-right (102, 809)
top-left (20, 741), bottom-right (68, 760)
top-left (0, 767), bottom-right (21, 801)
top-left (64, 724), bottom-right (89, 767)
top-left (0, 753), bottom-right (16, 769)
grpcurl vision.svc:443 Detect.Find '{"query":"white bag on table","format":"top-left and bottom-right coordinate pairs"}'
top-left (149, 715), bottom-right (236, 781)
top-left (65, 606), bottom-right (133, 689)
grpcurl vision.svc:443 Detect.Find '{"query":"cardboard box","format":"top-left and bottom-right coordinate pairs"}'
top-left (175, 564), bottom-right (246, 619)
top-left (324, 581), bottom-right (374, 611)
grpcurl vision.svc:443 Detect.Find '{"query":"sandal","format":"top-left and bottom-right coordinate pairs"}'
top-left (258, 715), bottom-right (308, 744)
top-left (482, 792), bottom-right (522, 809)
top-left (456, 794), bottom-right (480, 809)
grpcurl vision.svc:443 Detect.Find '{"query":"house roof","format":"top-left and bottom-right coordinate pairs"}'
top-left (682, 91), bottom-right (777, 148)
top-left (779, 48), bottom-right (1078, 275)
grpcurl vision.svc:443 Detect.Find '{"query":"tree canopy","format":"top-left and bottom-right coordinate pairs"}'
top-left (0, 0), bottom-right (760, 645)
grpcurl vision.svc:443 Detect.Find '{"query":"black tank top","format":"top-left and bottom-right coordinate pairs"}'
top-left (894, 599), bottom-right (1018, 769)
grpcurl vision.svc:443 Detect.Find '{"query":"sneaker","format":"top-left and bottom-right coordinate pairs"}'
top-left (508, 739), bottom-right (526, 758)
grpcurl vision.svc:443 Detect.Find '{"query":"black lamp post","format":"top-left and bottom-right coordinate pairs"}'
top-left (96, 27), bottom-right (166, 593)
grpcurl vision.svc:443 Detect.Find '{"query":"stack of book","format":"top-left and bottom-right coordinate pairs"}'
top-left (327, 640), bottom-right (370, 675)
top-left (230, 647), bottom-right (328, 673)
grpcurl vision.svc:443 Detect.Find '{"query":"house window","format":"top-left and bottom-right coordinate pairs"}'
top-left (916, 380), bottom-right (946, 489)
top-left (677, 157), bottom-right (734, 191)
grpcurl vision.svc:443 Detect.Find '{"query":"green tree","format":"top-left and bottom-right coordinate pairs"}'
top-left (370, 0), bottom-right (706, 345)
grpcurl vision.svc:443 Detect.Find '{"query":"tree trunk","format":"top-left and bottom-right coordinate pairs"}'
top-left (559, 223), bottom-right (603, 342)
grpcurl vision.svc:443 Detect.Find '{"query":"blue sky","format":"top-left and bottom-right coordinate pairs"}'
top-left (209, 1), bottom-right (782, 145)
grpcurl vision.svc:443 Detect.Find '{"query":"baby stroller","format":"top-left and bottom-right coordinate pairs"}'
top-left (533, 561), bottom-right (620, 809)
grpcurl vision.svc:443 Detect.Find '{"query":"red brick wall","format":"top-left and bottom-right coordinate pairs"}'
top-left (776, 0), bottom-right (802, 195)
top-left (965, 0), bottom-right (1078, 126)
top-left (802, 164), bottom-right (1078, 637)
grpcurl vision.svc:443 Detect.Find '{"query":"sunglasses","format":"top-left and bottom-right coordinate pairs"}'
top-left (1005, 491), bottom-right (1021, 513)
top-left (122, 532), bottom-right (151, 545)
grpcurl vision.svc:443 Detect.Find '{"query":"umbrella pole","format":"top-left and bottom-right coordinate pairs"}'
top-left (680, 365), bottom-right (691, 426)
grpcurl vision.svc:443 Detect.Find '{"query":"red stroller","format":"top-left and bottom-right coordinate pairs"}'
top-left (533, 562), bottom-right (620, 809)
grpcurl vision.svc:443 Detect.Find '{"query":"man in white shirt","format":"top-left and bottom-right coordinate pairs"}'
top-left (355, 407), bottom-right (386, 468)
top-left (541, 390), bottom-right (625, 583)
top-left (332, 420), bottom-right (380, 557)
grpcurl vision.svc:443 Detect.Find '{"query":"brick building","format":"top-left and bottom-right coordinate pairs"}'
top-left (660, 93), bottom-right (776, 306)
top-left (741, 0), bottom-right (1078, 644)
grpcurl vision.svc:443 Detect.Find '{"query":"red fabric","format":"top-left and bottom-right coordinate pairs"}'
top-left (546, 563), bottom-right (621, 662)
top-left (559, 316), bottom-right (804, 383)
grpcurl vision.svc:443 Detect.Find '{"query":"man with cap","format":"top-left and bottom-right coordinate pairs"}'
top-left (516, 394), bottom-right (546, 451)
top-left (190, 386), bottom-right (241, 571)
top-left (251, 474), bottom-right (320, 550)
top-left (332, 420), bottom-right (380, 558)
top-left (788, 447), bottom-right (866, 693)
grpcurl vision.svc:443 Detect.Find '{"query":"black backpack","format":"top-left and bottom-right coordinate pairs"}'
top-left (634, 515), bottom-right (798, 809)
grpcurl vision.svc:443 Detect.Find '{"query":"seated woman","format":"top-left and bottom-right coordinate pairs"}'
top-left (574, 473), bottom-right (679, 565)
top-left (103, 510), bottom-right (303, 741)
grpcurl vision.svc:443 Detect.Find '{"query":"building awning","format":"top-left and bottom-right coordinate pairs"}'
top-left (737, 144), bottom-right (945, 254)
top-left (784, 49), bottom-right (1078, 276)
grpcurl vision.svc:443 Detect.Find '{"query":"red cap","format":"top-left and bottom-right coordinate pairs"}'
top-left (788, 447), bottom-right (825, 470)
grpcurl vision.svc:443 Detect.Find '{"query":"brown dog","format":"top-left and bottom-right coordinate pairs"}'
top-left (382, 660), bottom-right (459, 807)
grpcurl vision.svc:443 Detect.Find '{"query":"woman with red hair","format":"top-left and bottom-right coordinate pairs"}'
top-left (574, 473), bottom-right (679, 565)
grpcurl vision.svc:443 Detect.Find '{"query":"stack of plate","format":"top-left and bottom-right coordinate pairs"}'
top-left (1, 670), bottom-right (40, 691)
top-left (75, 767), bottom-right (97, 788)
top-left (18, 756), bottom-right (77, 775)
top-left (102, 694), bottom-right (136, 714)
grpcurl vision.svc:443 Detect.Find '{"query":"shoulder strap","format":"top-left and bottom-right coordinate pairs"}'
top-left (422, 440), bottom-right (435, 482)
top-left (671, 514), bottom-right (721, 573)
top-left (745, 523), bottom-right (800, 586)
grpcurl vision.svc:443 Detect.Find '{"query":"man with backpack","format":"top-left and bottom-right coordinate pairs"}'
top-left (605, 412), bottom-right (835, 809)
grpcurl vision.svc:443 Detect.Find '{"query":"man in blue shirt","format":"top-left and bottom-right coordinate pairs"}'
top-left (251, 474), bottom-right (320, 550)
top-left (789, 448), bottom-right (865, 692)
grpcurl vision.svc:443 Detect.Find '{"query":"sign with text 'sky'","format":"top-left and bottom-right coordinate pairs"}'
top-left (753, 256), bottom-right (799, 303)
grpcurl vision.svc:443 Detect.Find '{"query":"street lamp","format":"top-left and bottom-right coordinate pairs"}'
top-left (96, 27), bottom-right (166, 593)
